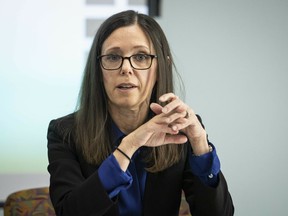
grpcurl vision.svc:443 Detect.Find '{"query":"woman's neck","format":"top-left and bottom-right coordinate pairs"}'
top-left (109, 104), bottom-right (149, 134)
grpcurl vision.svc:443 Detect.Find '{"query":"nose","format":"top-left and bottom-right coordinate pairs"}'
top-left (120, 58), bottom-right (133, 75)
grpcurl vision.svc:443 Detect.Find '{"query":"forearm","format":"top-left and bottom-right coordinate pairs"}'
top-left (112, 135), bottom-right (139, 171)
top-left (188, 131), bottom-right (210, 156)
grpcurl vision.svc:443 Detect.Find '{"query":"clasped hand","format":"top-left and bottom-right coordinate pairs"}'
top-left (126, 93), bottom-right (208, 154)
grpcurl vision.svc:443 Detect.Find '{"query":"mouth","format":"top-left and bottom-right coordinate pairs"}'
top-left (117, 83), bottom-right (137, 90)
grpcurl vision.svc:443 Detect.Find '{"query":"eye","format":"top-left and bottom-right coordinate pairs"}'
top-left (105, 54), bottom-right (121, 62)
top-left (133, 54), bottom-right (149, 62)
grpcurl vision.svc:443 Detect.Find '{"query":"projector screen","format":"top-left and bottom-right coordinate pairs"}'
top-left (0, 0), bottom-right (147, 201)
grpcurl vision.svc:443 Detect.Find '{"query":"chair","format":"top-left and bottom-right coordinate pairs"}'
top-left (179, 191), bottom-right (191, 216)
top-left (3, 187), bottom-right (190, 216)
top-left (3, 187), bottom-right (56, 216)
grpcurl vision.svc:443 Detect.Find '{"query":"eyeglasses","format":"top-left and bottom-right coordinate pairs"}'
top-left (97, 54), bottom-right (157, 70)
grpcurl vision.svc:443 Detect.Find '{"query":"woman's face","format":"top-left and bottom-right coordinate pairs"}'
top-left (101, 24), bottom-right (157, 111)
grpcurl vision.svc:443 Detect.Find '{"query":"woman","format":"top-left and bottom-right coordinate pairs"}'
top-left (47, 10), bottom-right (234, 216)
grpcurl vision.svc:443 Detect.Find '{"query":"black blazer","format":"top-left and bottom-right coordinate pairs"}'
top-left (47, 114), bottom-right (234, 216)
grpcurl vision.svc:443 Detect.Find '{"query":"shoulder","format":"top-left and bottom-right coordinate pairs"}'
top-left (49, 113), bottom-right (75, 130)
top-left (47, 113), bottom-right (76, 140)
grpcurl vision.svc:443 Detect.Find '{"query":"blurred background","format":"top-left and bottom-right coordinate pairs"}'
top-left (0, 0), bottom-right (287, 215)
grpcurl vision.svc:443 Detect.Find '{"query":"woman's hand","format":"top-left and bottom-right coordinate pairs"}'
top-left (116, 99), bottom-right (188, 169)
top-left (124, 104), bottom-right (188, 149)
top-left (115, 93), bottom-right (210, 170)
top-left (150, 93), bottom-right (210, 155)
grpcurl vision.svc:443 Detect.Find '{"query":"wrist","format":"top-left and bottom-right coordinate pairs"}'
top-left (189, 132), bottom-right (210, 156)
top-left (119, 136), bottom-right (139, 159)
top-left (114, 146), bottom-right (131, 162)
top-left (192, 144), bottom-right (213, 156)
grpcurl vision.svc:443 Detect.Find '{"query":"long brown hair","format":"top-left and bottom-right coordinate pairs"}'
top-left (75, 10), bottom-right (184, 172)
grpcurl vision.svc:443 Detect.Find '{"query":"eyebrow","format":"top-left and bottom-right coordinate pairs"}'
top-left (103, 45), bottom-right (150, 53)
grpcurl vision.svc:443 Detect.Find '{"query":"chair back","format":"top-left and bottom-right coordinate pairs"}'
top-left (179, 191), bottom-right (191, 216)
top-left (4, 187), bottom-right (55, 216)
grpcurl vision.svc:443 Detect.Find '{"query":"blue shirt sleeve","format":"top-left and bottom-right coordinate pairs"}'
top-left (98, 154), bottom-right (133, 198)
top-left (188, 143), bottom-right (220, 187)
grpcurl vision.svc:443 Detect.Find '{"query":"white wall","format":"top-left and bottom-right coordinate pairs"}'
top-left (157, 1), bottom-right (288, 215)
top-left (0, 0), bottom-right (147, 203)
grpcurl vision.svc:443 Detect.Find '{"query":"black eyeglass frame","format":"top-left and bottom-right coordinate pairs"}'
top-left (97, 54), bottom-right (158, 70)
